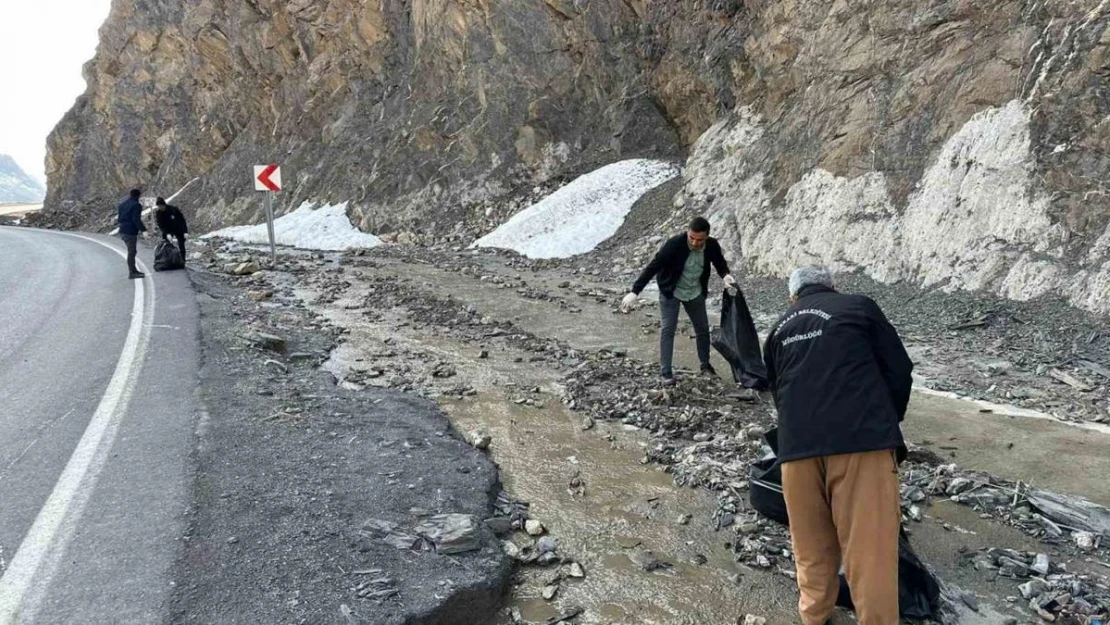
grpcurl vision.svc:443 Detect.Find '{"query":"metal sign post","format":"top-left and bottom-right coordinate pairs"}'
top-left (264, 192), bottom-right (276, 263)
top-left (253, 164), bottom-right (282, 263)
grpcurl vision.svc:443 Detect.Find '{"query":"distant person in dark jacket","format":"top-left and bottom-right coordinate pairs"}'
top-left (763, 265), bottom-right (913, 625)
top-left (116, 189), bottom-right (146, 279)
top-left (154, 197), bottom-right (188, 262)
top-left (620, 216), bottom-right (737, 385)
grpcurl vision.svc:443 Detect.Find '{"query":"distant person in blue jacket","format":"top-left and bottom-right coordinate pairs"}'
top-left (117, 189), bottom-right (147, 279)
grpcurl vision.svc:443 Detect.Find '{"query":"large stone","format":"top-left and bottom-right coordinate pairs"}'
top-left (1031, 553), bottom-right (1050, 576)
top-left (225, 261), bottom-right (261, 276)
top-left (468, 430), bottom-right (492, 451)
top-left (946, 477), bottom-right (974, 495)
top-left (1020, 578), bottom-right (1051, 600)
top-left (413, 514), bottom-right (481, 555)
top-left (535, 536), bottom-right (558, 554)
top-left (1074, 531), bottom-right (1098, 551)
top-left (524, 520), bottom-right (545, 536)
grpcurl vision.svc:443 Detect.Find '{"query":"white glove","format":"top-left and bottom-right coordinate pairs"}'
top-left (620, 292), bottom-right (640, 313)
top-left (723, 274), bottom-right (738, 295)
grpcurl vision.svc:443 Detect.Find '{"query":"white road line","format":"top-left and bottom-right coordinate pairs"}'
top-left (0, 232), bottom-right (155, 624)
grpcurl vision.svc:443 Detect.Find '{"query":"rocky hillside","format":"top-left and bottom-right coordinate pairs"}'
top-left (42, 0), bottom-right (1110, 314)
top-left (0, 154), bottom-right (44, 203)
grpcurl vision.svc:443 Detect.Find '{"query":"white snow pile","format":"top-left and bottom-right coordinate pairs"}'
top-left (472, 159), bottom-right (681, 259)
top-left (203, 202), bottom-right (382, 251)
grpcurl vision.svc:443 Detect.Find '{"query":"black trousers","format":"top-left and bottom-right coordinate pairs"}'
top-left (121, 234), bottom-right (139, 273)
top-left (164, 232), bottom-right (186, 261)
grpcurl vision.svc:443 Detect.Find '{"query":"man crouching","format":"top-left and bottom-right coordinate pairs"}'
top-left (763, 266), bottom-right (914, 625)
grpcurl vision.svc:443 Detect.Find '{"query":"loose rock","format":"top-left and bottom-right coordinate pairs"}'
top-left (413, 514), bottom-right (481, 555)
top-left (469, 430), bottom-right (492, 450)
top-left (535, 536), bottom-right (558, 554)
top-left (225, 261), bottom-right (261, 276)
top-left (253, 332), bottom-right (287, 353)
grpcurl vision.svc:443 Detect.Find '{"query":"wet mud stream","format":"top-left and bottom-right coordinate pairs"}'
top-left (313, 290), bottom-right (801, 623)
top-left (294, 251), bottom-right (1110, 624)
top-left (443, 394), bottom-right (799, 624)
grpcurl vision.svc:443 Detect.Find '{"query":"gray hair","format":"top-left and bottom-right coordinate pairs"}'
top-left (788, 266), bottom-right (834, 297)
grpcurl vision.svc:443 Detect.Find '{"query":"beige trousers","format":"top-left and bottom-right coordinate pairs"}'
top-left (781, 450), bottom-right (901, 625)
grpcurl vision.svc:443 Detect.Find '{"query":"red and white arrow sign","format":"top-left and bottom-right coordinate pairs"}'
top-left (253, 164), bottom-right (282, 192)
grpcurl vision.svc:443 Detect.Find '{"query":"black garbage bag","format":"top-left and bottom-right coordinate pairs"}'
top-left (711, 288), bottom-right (768, 390)
top-left (748, 427), bottom-right (940, 620)
top-left (749, 428), bottom-right (788, 525)
top-left (154, 239), bottom-right (185, 271)
top-left (836, 530), bottom-right (941, 620)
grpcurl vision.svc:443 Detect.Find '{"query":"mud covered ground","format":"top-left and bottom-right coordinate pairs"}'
top-left (184, 220), bottom-right (1110, 625)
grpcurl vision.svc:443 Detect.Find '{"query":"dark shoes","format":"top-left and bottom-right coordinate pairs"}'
top-left (128, 271), bottom-right (145, 279)
top-left (660, 374), bottom-right (676, 387)
top-left (700, 362), bottom-right (718, 377)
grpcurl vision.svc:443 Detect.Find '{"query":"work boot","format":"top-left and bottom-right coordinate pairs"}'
top-left (699, 362), bottom-right (718, 377)
top-left (128, 271), bottom-right (145, 279)
top-left (660, 374), bottom-right (676, 387)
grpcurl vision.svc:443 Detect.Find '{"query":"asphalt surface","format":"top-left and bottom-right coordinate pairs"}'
top-left (0, 227), bottom-right (199, 623)
top-left (168, 270), bottom-right (509, 625)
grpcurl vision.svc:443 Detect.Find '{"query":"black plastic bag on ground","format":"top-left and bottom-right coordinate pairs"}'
top-left (711, 288), bottom-right (768, 390)
top-left (748, 427), bottom-right (940, 620)
top-left (154, 239), bottom-right (185, 271)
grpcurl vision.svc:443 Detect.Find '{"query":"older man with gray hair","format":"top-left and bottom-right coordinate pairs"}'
top-left (762, 266), bottom-right (913, 625)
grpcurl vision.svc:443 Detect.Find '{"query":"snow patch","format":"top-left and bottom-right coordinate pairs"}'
top-left (472, 159), bottom-right (680, 259)
top-left (683, 100), bottom-right (1106, 312)
top-left (203, 202), bottom-right (382, 251)
top-left (167, 177), bottom-right (201, 203)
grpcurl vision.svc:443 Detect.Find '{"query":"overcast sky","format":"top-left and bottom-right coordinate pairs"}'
top-left (0, 0), bottom-right (113, 183)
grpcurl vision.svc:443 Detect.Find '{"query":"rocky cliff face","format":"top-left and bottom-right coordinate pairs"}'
top-left (44, 0), bottom-right (1110, 313)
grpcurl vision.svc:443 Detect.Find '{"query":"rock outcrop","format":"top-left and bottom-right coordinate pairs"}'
top-left (43, 0), bottom-right (1110, 313)
top-left (682, 1), bottom-right (1110, 315)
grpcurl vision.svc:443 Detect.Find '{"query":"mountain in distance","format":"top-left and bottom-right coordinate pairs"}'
top-left (0, 153), bottom-right (45, 203)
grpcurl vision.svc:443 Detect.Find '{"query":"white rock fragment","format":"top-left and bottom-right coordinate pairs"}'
top-left (525, 520), bottom-right (546, 536)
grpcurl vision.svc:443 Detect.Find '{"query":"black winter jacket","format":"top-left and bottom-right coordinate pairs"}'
top-left (631, 233), bottom-right (730, 298)
top-left (762, 285), bottom-right (913, 463)
top-left (155, 204), bottom-right (188, 236)
top-left (117, 198), bottom-right (146, 236)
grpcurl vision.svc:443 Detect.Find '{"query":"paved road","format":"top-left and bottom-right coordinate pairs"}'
top-left (0, 227), bottom-right (199, 624)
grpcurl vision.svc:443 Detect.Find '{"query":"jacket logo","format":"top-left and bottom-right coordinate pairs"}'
top-left (773, 308), bottom-right (832, 336)
top-left (781, 329), bottom-right (823, 346)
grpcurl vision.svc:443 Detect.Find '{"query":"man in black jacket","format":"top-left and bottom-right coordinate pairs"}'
top-left (621, 216), bottom-right (737, 385)
top-left (762, 266), bottom-right (913, 625)
top-left (154, 197), bottom-right (189, 262)
top-left (116, 189), bottom-right (146, 279)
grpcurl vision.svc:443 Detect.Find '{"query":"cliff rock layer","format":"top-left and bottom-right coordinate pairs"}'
top-left (44, 0), bottom-right (1110, 313)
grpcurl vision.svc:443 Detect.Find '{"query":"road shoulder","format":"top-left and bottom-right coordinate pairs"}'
top-left (168, 270), bottom-right (510, 625)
